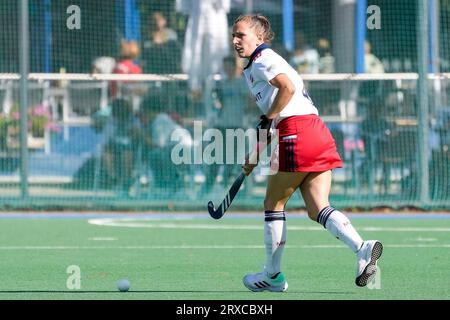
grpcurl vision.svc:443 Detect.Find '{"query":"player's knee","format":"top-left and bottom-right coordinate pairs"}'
top-left (263, 198), bottom-right (273, 210)
top-left (306, 210), bottom-right (318, 221)
top-left (263, 198), bottom-right (284, 211)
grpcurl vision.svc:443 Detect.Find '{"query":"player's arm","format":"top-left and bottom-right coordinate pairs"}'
top-left (242, 74), bottom-right (295, 175)
top-left (242, 132), bottom-right (273, 176)
top-left (265, 73), bottom-right (296, 119)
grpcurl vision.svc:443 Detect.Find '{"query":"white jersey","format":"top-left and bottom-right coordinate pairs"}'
top-left (243, 45), bottom-right (318, 125)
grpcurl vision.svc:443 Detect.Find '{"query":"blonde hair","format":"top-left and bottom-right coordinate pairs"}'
top-left (234, 14), bottom-right (275, 44)
top-left (120, 40), bottom-right (140, 60)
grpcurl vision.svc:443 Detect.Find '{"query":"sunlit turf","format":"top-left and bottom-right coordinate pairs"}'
top-left (0, 213), bottom-right (449, 300)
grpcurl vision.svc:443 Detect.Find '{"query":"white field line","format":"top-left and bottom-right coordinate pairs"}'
top-left (413, 237), bottom-right (438, 242)
top-left (87, 218), bottom-right (450, 232)
top-left (88, 237), bottom-right (118, 241)
top-left (0, 244), bottom-right (450, 250)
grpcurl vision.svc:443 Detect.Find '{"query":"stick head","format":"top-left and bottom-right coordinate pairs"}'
top-left (207, 201), bottom-right (222, 219)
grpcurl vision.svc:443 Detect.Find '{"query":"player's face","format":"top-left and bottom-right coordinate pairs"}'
top-left (232, 21), bottom-right (263, 58)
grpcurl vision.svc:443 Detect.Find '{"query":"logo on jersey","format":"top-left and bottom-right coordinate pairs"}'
top-left (253, 52), bottom-right (262, 61)
top-left (302, 88), bottom-right (315, 105)
top-left (255, 92), bottom-right (262, 102)
top-left (267, 64), bottom-right (276, 72)
top-left (281, 135), bottom-right (297, 141)
top-left (249, 74), bottom-right (254, 84)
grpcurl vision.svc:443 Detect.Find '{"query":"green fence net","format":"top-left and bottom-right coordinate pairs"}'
top-left (0, 0), bottom-right (449, 210)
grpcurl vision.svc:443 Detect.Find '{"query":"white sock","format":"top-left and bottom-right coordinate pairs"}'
top-left (317, 206), bottom-right (363, 253)
top-left (264, 210), bottom-right (286, 275)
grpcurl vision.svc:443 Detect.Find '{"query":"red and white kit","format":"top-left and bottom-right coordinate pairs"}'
top-left (243, 45), bottom-right (343, 172)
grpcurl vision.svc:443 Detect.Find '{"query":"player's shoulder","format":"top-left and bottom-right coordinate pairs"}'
top-left (253, 49), bottom-right (284, 68)
top-left (257, 48), bottom-right (282, 61)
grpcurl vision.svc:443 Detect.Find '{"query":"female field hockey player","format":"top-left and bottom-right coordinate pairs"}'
top-left (232, 14), bottom-right (383, 292)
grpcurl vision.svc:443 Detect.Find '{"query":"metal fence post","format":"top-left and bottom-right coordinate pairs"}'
top-left (19, 0), bottom-right (29, 199)
top-left (417, 0), bottom-right (430, 204)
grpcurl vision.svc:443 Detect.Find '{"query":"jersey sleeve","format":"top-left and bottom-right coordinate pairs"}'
top-left (252, 53), bottom-right (286, 83)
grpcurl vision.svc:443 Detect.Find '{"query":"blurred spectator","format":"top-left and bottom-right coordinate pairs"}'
top-left (148, 11), bottom-right (178, 44)
top-left (142, 11), bottom-right (182, 74)
top-left (101, 98), bottom-right (139, 191)
top-left (289, 32), bottom-right (319, 74)
top-left (430, 108), bottom-right (450, 199)
top-left (203, 55), bottom-right (252, 191)
top-left (317, 38), bottom-right (335, 73)
top-left (431, 108), bottom-right (450, 153)
top-left (91, 56), bottom-right (116, 74)
top-left (110, 40), bottom-right (143, 99)
top-left (176, 0), bottom-right (230, 102)
top-left (359, 97), bottom-right (392, 187)
top-left (365, 41), bottom-right (385, 73)
top-left (134, 94), bottom-right (193, 191)
top-left (213, 55), bottom-right (251, 130)
top-left (91, 56), bottom-right (116, 110)
top-left (113, 40), bottom-right (142, 75)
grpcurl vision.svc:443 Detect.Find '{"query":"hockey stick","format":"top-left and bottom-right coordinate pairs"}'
top-left (207, 125), bottom-right (273, 219)
top-left (207, 172), bottom-right (246, 219)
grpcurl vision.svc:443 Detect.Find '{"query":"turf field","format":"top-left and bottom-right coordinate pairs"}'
top-left (0, 212), bottom-right (449, 300)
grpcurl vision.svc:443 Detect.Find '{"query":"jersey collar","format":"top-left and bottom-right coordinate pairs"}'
top-left (244, 43), bottom-right (270, 70)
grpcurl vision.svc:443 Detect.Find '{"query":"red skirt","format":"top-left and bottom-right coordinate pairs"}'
top-left (274, 115), bottom-right (343, 172)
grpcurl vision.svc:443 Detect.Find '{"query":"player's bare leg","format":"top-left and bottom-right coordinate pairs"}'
top-left (243, 171), bottom-right (308, 292)
top-left (300, 170), bottom-right (383, 287)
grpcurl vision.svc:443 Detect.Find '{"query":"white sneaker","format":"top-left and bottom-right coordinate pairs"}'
top-left (355, 240), bottom-right (383, 287)
top-left (243, 270), bottom-right (288, 292)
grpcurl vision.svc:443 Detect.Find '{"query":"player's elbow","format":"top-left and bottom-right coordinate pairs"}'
top-left (282, 84), bottom-right (296, 96)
